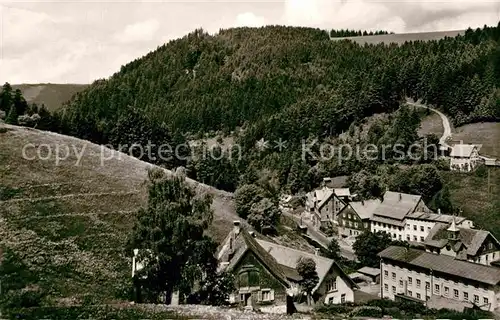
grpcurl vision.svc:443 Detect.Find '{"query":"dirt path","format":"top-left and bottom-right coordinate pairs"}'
top-left (406, 99), bottom-right (452, 149)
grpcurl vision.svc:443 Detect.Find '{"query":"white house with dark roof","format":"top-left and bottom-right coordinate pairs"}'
top-left (404, 210), bottom-right (474, 243)
top-left (370, 191), bottom-right (431, 241)
top-left (449, 144), bottom-right (480, 172)
top-left (368, 191), bottom-right (474, 244)
top-left (379, 245), bottom-right (500, 312)
top-left (423, 219), bottom-right (500, 266)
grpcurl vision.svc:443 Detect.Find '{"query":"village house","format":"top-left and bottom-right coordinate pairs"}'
top-left (305, 186), bottom-right (350, 230)
top-left (449, 144), bottom-right (480, 172)
top-left (337, 199), bottom-right (380, 239)
top-left (370, 191), bottom-right (431, 241)
top-left (423, 219), bottom-right (500, 266)
top-left (216, 221), bottom-right (358, 312)
top-left (379, 245), bottom-right (500, 312)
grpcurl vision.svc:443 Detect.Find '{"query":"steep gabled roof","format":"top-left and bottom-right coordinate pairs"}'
top-left (223, 230), bottom-right (290, 287)
top-left (256, 239), bottom-right (358, 292)
top-left (372, 191), bottom-right (422, 221)
top-left (379, 246), bottom-right (500, 286)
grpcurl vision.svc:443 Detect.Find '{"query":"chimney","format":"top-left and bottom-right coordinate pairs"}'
top-left (233, 220), bottom-right (241, 236)
top-left (249, 231), bottom-right (255, 237)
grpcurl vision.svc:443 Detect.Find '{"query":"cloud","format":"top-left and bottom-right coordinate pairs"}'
top-left (113, 19), bottom-right (160, 43)
top-left (1, 0), bottom-right (499, 84)
top-left (282, 0), bottom-right (500, 32)
top-left (235, 12), bottom-right (265, 28)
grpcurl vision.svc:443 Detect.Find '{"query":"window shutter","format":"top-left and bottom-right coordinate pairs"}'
top-left (270, 289), bottom-right (274, 301)
top-left (258, 290), bottom-right (262, 301)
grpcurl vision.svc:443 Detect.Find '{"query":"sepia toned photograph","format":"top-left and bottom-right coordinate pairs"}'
top-left (0, 0), bottom-right (500, 319)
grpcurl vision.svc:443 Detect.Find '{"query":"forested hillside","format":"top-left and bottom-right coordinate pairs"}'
top-left (48, 25), bottom-right (500, 204)
top-left (60, 24), bottom-right (500, 144)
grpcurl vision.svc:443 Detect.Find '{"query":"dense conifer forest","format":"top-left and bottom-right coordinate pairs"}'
top-left (10, 24), bottom-right (500, 206)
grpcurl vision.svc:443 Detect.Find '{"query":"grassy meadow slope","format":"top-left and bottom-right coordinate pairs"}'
top-left (451, 122), bottom-right (500, 158)
top-left (0, 122), bottom-right (237, 304)
top-left (12, 84), bottom-right (87, 112)
top-left (442, 167), bottom-right (500, 237)
top-left (332, 30), bottom-right (465, 45)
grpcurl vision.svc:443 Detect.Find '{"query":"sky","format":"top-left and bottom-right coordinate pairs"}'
top-left (0, 0), bottom-right (499, 84)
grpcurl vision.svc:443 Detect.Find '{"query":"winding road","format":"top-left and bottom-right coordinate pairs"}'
top-left (406, 98), bottom-right (452, 149)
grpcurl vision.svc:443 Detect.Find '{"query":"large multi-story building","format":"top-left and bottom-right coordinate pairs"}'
top-left (404, 211), bottom-right (474, 243)
top-left (370, 191), bottom-right (432, 241)
top-left (379, 245), bottom-right (500, 312)
top-left (369, 191), bottom-right (474, 243)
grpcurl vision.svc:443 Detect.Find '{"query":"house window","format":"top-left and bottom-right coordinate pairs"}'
top-left (416, 293), bottom-right (421, 299)
top-left (435, 284), bottom-right (440, 294)
top-left (444, 286), bottom-right (449, 296)
top-left (364, 223), bottom-right (368, 229)
top-left (341, 294), bottom-right (346, 303)
top-left (354, 222), bottom-right (359, 228)
top-left (407, 235), bottom-right (410, 241)
top-left (348, 221), bottom-right (352, 227)
top-left (484, 297), bottom-right (489, 304)
top-left (399, 280), bottom-right (403, 288)
top-left (408, 290), bottom-right (412, 297)
top-left (328, 297), bottom-right (334, 304)
top-left (384, 270), bottom-right (388, 278)
top-left (420, 226), bottom-right (424, 232)
top-left (474, 295), bottom-right (479, 303)
top-left (416, 279), bottom-right (421, 288)
top-left (408, 277), bottom-right (412, 286)
top-left (426, 296), bottom-right (430, 301)
top-left (260, 289), bottom-right (273, 301)
top-left (406, 224), bottom-right (410, 230)
top-left (326, 278), bottom-right (337, 292)
top-left (428, 227), bottom-right (431, 231)
top-left (414, 225), bottom-right (417, 231)
top-left (399, 235), bottom-right (402, 240)
top-left (392, 272), bottom-right (396, 281)
top-left (420, 236), bottom-right (424, 242)
top-left (393, 233), bottom-right (396, 238)
top-left (425, 282), bottom-right (430, 290)
top-left (348, 214), bottom-right (352, 219)
top-left (454, 289), bottom-right (459, 298)
top-left (464, 292), bottom-right (468, 301)
top-left (384, 284), bottom-right (388, 292)
top-left (392, 286), bottom-right (396, 293)
top-left (413, 236), bottom-right (417, 241)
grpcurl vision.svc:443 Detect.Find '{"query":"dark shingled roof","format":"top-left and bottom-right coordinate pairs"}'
top-left (424, 223), bottom-right (499, 256)
top-left (379, 246), bottom-right (500, 286)
top-left (224, 229), bottom-right (289, 287)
